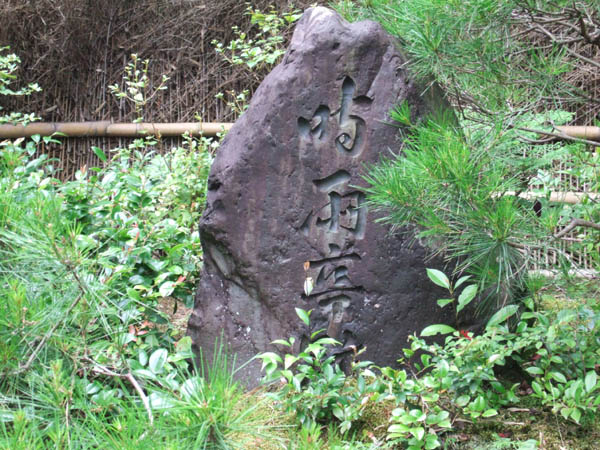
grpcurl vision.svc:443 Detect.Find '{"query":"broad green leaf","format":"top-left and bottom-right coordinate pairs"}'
top-left (486, 305), bottom-right (519, 329)
top-left (310, 328), bottom-right (325, 340)
top-left (425, 434), bottom-right (441, 449)
top-left (438, 419), bottom-right (451, 429)
top-left (482, 409), bottom-right (498, 417)
top-left (133, 369), bottom-right (157, 380)
top-left (455, 395), bottom-right (470, 407)
top-left (409, 409), bottom-right (426, 422)
top-left (314, 337), bottom-right (341, 346)
top-left (332, 406), bottom-right (343, 421)
top-left (159, 280), bottom-right (175, 297)
top-left (256, 352), bottom-right (282, 366)
top-left (525, 366), bottom-right (543, 376)
top-left (487, 354), bottom-right (502, 364)
top-left (271, 339), bottom-right (292, 347)
top-left (149, 392), bottom-right (175, 409)
top-left (85, 383), bottom-right (100, 395)
top-left (147, 259), bottom-right (167, 272)
top-left (426, 268), bottom-right (450, 289)
top-left (585, 371), bottom-right (597, 392)
top-left (295, 308), bottom-right (310, 326)
top-left (457, 284), bottom-right (477, 313)
top-left (437, 298), bottom-right (454, 308)
top-left (149, 348), bottom-right (168, 374)
top-left (454, 275), bottom-right (472, 289)
top-left (531, 381), bottom-right (543, 396)
top-left (571, 408), bottom-right (582, 424)
top-left (92, 146), bottom-right (108, 162)
top-left (284, 354), bottom-right (298, 370)
top-left (127, 288), bottom-right (141, 301)
top-left (412, 426), bottom-right (425, 440)
top-left (551, 371), bottom-right (567, 384)
top-left (388, 423), bottom-right (411, 435)
top-left (421, 324), bottom-right (456, 336)
top-left (138, 349), bottom-right (148, 367)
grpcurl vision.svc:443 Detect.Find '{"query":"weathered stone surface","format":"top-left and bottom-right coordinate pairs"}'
top-left (188, 7), bottom-right (454, 386)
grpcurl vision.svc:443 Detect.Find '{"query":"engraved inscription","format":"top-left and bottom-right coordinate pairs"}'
top-left (301, 170), bottom-right (366, 250)
top-left (298, 105), bottom-right (330, 141)
top-left (298, 75), bottom-right (374, 342)
top-left (306, 253), bottom-right (361, 296)
top-left (335, 77), bottom-right (368, 157)
top-left (298, 76), bottom-right (372, 158)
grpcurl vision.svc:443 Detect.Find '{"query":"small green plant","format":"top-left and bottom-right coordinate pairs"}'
top-left (213, 6), bottom-right (301, 72)
top-left (520, 303), bottom-right (600, 425)
top-left (257, 308), bottom-right (374, 433)
top-left (380, 364), bottom-right (453, 449)
top-left (417, 269), bottom-right (600, 426)
top-left (214, 89), bottom-right (251, 117)
top-left (108, 53), bottom-right (169, 123)
top-left (425, 268), bottom-right (477, 325)
top-left (0, 46), bottom-right (41, 124)
top-left (213, 6), bottom-right (301, 120)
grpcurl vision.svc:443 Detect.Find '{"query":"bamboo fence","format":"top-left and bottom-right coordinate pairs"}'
top-left (0, 0), bottom-right (322, 175)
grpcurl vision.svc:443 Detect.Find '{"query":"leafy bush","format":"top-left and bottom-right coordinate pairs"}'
top-left (60, 135), bottom-right (215, 309)
top-left (213, 6), bottom-right (301, 71)
top-left (414, 269), bottom-right (600, 426)
top-left (257, 308), bottom-right (375, 434)
top-left (213, 5), bottom-right (301, 118)
top-left (0, 131), bottom-right (248, 447)
top-left (0, 46), bottom-right (40, 124)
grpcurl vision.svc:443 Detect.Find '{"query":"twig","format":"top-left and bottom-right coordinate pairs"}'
top-left (12, 292), bottom-right (84, 375)
top-left (508, 407), bottom-right (532, 412)
top-left (534, 23), bottom-right (600, 69)
top-left (554, 218), bottom-right (600, 239)
top-left (572, 2), bottom-right (600, 45)
top-left (86, 358), bottom-right (154, 426)
top-left (126, 372), bottom-right (154, 426)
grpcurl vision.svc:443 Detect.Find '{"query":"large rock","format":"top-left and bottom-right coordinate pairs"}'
top-left (188, 7), bottom-right (454, 386)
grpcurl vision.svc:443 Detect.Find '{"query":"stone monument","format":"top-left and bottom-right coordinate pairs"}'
top-left (188, 7), bottom-right (454, 385)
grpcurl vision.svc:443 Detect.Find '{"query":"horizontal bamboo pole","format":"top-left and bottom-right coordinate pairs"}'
top-left (529, 269), bottom-right (598, 279)
top-left (0, 121), bottom-right (234, 139)
top-left (3, 123), bottom-right (596, 141)
top-left (555, 125), bottom-right (600, 142)
top-left (501, 191), bottom-right (599, 204)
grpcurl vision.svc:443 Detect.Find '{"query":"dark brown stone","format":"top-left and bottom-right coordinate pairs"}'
top-left (188, 7), bottom-right (454, 386)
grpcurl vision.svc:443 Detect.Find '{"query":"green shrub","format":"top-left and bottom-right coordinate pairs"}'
top-left (0, 46), bottom-right (40, 124)
top-left (0, 132), bottom-right (244, 447)
top-left (257, 308), bottom-right (375, 434)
